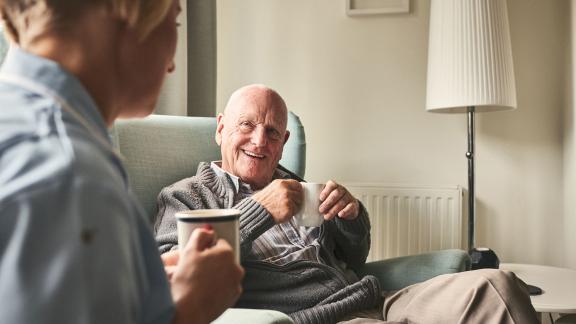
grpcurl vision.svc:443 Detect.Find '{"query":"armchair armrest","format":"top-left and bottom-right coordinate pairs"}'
top-left (355, 249), bottom-right (471, 291)
top-left (212, 308), bottom-right (294, 324)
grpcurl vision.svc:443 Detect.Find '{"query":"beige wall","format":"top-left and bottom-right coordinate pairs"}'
top-left (566, 0), bottom-right (576, 270)
top-left (217, 0), bottom-right (571, 267)
top-left (155, 0), bottom-right (188, 116)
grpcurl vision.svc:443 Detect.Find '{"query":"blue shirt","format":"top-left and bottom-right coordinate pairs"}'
top-left (0, 48), bottom-right (174, 323)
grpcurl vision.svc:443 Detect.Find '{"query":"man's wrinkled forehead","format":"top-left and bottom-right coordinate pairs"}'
top-left (225, 87), bottom-right (287, 128)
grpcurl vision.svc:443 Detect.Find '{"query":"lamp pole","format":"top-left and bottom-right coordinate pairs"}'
top-left (466, 106), bottom-right (499, 271)
top-left (466, 106), bottom-right (476, 250)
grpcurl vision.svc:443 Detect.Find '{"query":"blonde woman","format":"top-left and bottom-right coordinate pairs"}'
top-left (0, 1), bottom-right (243, 323)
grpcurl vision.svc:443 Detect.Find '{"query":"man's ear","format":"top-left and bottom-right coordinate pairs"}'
top-left (215, 113), bottom-right (225, 145)
top-left (278, 130), bottom-right (290, 160)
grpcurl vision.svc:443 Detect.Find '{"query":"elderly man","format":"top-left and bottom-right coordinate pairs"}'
top-left (154, 84), bottom-right (538, 324)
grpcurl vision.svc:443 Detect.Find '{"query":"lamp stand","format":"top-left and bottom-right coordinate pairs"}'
top-left (465, 107), bottom-right (543, 296)
top-left (466, 106), bottom-right (500, 270)
top-left (466, 106), bottom-right (476, 250)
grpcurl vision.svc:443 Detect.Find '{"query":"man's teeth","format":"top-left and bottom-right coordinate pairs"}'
top-left (244, 150), bottom-right (265, 158)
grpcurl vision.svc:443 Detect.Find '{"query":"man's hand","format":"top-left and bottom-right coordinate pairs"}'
top-left (168, 229), bottom-right (244, 324)
top-left (319, 180), bottom-right (360, 221)
top-left (252, 179), bottom-right (303, 223)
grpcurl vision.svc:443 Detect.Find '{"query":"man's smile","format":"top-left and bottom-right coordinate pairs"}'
top-left (242, 149), bottom-right (266, 159)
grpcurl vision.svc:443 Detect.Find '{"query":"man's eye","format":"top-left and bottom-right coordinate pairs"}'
top-left (239, 122), bottom-right (253, 131)
top-left (268, 130), bottom-right (281, 141)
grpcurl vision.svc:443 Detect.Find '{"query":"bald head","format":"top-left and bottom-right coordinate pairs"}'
top-left (223, 84), bottom-right (288, 129)
top-left (216, 84), bottom-right (290, 189)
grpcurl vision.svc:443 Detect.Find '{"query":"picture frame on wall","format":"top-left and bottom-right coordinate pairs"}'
top-left (346, 0), bottom-right (410, 16)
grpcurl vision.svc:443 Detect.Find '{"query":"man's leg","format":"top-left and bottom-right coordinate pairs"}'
top-left (383, 269), bottom-right (539, 324)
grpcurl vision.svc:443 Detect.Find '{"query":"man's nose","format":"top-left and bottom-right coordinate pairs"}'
top-left (251, 127), bottom-right (268, 146)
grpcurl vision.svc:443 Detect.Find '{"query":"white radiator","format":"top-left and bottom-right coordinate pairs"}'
top-left (345, 183), bottom-right (463, 262)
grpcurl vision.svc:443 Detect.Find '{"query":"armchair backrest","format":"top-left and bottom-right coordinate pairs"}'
top-left (111, 112), bottom-right (306, 221)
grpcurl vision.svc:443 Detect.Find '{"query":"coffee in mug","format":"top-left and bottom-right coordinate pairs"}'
top-left (294, 182), bottom-right (325, 227)
top-left (176, 209), bottom-right (241, 262)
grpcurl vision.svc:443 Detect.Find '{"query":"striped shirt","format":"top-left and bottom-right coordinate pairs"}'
top-left (211, 161), bottom-right (325, 265)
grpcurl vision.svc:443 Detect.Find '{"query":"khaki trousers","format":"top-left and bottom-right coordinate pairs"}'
top-left (339, 269), bottom-right (539, 324)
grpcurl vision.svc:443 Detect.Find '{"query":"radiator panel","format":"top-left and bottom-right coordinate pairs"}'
top-left (345, 184), bottom-right (463, 262)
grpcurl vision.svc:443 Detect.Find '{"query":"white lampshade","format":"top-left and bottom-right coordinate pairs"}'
top-left (426, 0), bottom-right (517, 113)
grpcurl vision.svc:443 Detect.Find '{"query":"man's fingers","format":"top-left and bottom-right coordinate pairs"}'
top-left (285, 179), bottom-right (303, 189)
top-left (338, 202), bottom-right (358, 219)
top-left (292, 185), bottom-right (304, 206)
top-left (316, 180), bottom-right (360, 220)
top-left (319, 186), bottom-right (346, 213)
top-left (319, 180), bottom-right (337, 201)
top-left (186, 228), bottom-right (216, 252)
top-left (324, 198), bottom-right (348, 220)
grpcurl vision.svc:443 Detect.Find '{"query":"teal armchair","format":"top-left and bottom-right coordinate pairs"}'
top-left (111, 113), bottom-right (469, 323)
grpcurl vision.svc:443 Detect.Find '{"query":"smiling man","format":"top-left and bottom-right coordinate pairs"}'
top-left (154, 84), bottom-right (539, 324)
top-left (155, 84), bottom-right (377, 323)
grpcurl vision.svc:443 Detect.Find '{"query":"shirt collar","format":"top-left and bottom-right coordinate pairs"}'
top-left (210, 161), bottom-right (293, 193)
top-left (210, 161), bottom-right (244, 192)
top-left (0, 46), bottom-right (109, 142)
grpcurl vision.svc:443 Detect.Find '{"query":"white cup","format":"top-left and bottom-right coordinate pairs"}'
top-left (176, 209), bottom-right (241, 262)
top-left (294, 182), bottom-right (325, 227)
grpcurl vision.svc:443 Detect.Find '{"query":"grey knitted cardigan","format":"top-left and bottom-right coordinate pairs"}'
top-left (154, 163), bottom-right (382, 324)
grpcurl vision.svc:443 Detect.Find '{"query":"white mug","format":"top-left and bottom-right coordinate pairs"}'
top-left (176, 209), bottom-right (241, 262)
top-left (294, 182), bottom-right (325, 227)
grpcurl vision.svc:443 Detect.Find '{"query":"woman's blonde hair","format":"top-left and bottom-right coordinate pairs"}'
top-left (0, 0), bottom-right (173, 43)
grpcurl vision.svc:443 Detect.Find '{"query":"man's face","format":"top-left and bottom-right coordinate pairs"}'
top-left (216, 89), bottom-right (289, 190)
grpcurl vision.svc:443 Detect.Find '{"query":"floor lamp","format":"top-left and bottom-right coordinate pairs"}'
top-left (425, 0), bottom-right (516, 269)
